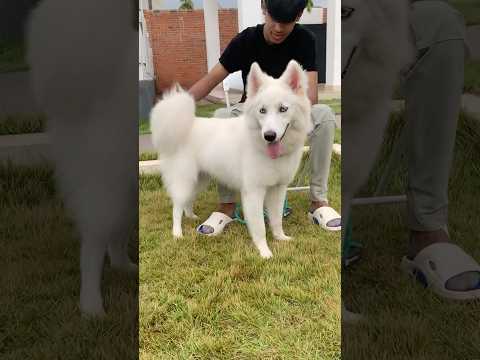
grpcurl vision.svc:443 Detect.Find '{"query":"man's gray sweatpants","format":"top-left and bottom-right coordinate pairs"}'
top-left (401, 1), bottom-right (467, 231)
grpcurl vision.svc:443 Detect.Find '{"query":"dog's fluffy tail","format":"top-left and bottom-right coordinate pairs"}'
top-left (150, 85), bottom-right (195, 156)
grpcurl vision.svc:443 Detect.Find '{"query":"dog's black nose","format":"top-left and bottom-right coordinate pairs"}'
top-left (264, 131), bottom-right (277, 142)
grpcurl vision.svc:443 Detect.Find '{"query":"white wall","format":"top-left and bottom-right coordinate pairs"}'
top-left (226, 0), bottom-right (264, 91)
top-left (237, 0), bottom-right (262, 31)
top-left (139, 10), bottom-right (155, 80)
top-left (203, 0), bottom-right (221, 71)
top-left (139, 0), bottom-right (149, 10)
top-left (325, 0), bottom-right (341, 86)
top-left (298, 7), bottom-right (324, 25)
top-left (151, 0), bottom-right (164, 9)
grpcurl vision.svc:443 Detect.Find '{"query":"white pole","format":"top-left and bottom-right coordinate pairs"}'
top-left (203, 0), bottom-right (221, 71)
top-left (237, 0), bottom-right (263, 31)
top-left (325, 0), bottom-right (341, 86)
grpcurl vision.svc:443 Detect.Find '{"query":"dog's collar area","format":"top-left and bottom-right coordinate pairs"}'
top-left (342, 46), bottom-right (358, 80)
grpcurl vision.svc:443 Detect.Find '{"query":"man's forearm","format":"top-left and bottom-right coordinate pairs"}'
top-left (189, 76), bottom-right (216, 102)
top-left (189, 63), bottom-right (229, 101)
top-left (307, 71), bottom-right (319, 104)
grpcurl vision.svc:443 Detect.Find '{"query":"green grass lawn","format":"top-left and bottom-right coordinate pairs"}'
top-left (195, 103), bottom-right (225, 117)
top-left (322, 99), bottom-right (341, 115)
top-left (449, 0), bottom-right (480, 95)
top-left (0, 40), bottom-right (29, 74)
top-left (0, 113), bottom-right (46, 135)
top-left (139, 152), bottom-right (158, 161)
top-left (343, 111), bottom-right (480, 359)
top-left (465, 60), bottom-right (480, 95)
top-left (0, 163), bottom-right (138, 359)
top-left (139, 158), bottom-right (341, 357)
top-left (139, 118), bottom-right (150, 135)
top-left (334, 128), bottom-right (341, 144)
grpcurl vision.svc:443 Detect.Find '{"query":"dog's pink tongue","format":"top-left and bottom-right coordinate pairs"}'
top-left (267, 142), bottom-right (281, 159)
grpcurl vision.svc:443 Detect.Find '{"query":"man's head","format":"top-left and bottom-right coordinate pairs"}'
top-left (261, 0), bottom-right (307, 44)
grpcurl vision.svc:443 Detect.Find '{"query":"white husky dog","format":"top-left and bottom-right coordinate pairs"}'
top-left (341, 0), bottom-right (415, 321)
top-left (27, 0), bottom-right (138, 316)
top-left (151, 60), bottom-right (312, 259)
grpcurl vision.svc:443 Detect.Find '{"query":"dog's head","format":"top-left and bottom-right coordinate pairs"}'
top-left (243, 60), bottom-right (312, 159)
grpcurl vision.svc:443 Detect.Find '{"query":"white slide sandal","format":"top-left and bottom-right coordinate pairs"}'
top-left (196, 211), bottom-right (234, 236)
top-left (308, 206), bottom-right (341, 231)
top-left (401, 242), bottom-right (480, 300)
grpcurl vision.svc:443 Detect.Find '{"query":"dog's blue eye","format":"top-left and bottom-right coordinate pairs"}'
top-left (279, 105), bottom-right (288, 113)
top-left (259, 107), bottom-right (267, 114)
top-left (341, 7), bottom-right (354, 19)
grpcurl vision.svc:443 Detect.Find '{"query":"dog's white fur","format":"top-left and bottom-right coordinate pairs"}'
top-left (151, 61), bottom-right (312, 259)
top-left (27, 0), bottom-right (138, 316)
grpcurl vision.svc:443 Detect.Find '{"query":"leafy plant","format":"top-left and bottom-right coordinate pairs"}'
top-left (307, 0), bottom-right (314, 12)
top-left (179, 0), bottom-right (194, 10)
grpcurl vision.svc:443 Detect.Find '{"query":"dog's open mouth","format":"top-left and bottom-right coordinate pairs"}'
top-left (265, 123), bottom-right (290, 159)
top-left (267, 141), bottom-right (282, 159)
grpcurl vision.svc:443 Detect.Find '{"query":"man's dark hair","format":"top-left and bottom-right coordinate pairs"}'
top-left (262, 0), bottom-right (307, 23)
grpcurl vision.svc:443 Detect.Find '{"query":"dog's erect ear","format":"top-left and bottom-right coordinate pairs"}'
top-left (247, 62), bottom-right (266, 98)
top-left (280, 60), bottom-right (308, 95)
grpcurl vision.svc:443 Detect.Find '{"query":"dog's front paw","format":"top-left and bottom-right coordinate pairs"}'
top-left (259, 247), bottom-right (273, 259)
top-left (185, 212), bottom-right (199, 220)
top-left (172, 229), bottom-right (183, 238)
top-left (274, 233), bottom-right (293, 241)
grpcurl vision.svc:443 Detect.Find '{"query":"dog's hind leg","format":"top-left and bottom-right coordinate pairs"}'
top-left (169, 178), bottom-right (197, 238)
top-left (184, 173), bottom-right (210, 219)
top-left (107, 204), bottom-right (138, 273)
top-left (265, 184), bottom-right (291, 241)
top-left (161, 159), bottom-right (199, 238)
top-left (76, 177), bottom-right (136, 316)
top-left (80, 234), bottom-right (108, 317)
top-left (184, 202), bottom-right (199, 220)
top-left (241, 188), bottom-right (272, 258)
top-left (108, 236), bottom-right (138, 273)
top-left (104, 177), bottom-right (138, 273)
top-left (172, 203), bottom-right (185, 238)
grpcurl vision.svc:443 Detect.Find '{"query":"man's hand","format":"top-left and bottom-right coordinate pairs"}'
top-left (189, 63), bottom-right (229, 101)
top-left (307, 71), bottom-right (318, 105)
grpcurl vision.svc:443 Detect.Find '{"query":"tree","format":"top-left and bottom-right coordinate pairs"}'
top-left (179, 0), bottom-right (194, 10)
top-left (306, 0), bottom-right (314, 12)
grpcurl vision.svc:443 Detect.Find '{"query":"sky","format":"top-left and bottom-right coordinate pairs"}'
top-left (152, 0), bottom-right (328, 10)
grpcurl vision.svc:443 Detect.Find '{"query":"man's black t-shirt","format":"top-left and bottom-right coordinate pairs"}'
top-left (219, 24), bottom-right (316, 102)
